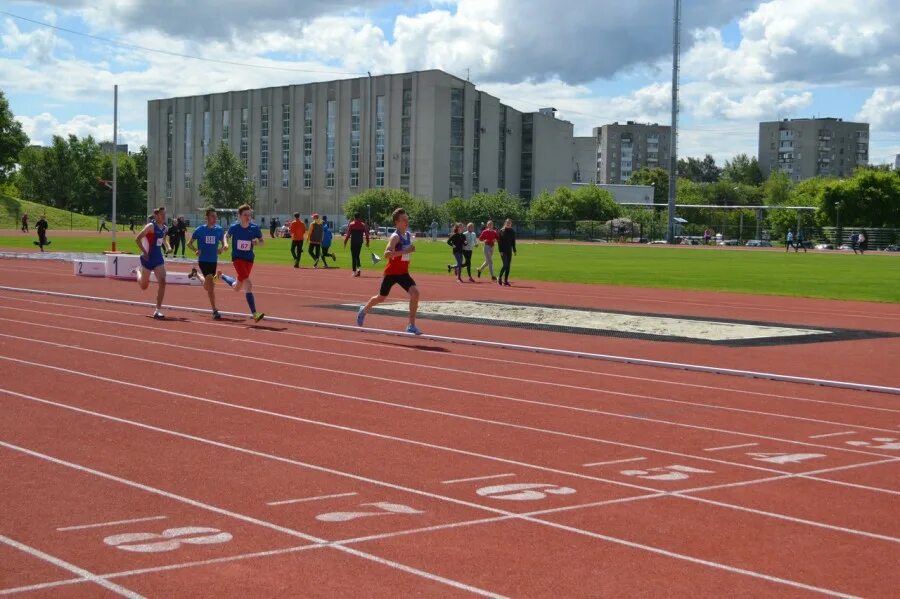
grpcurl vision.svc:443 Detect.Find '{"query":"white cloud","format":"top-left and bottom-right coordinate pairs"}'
top-left (858, 87), bottom-right (900, 131)
top-left (1, 17), bottom-right (72, 64)
top-left (17, 112), bottom-right (146, 148)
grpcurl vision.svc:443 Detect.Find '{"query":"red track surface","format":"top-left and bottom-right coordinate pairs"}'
top-left (0, 258), bottom-right (898, 597)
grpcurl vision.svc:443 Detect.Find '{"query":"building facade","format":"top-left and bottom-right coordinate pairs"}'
top-left (758, 118), bottom-right (869, 181)
top-left (594, 122), bottom-right (672, 184)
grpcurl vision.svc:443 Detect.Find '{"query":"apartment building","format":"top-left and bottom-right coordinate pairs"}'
top-left (594, 122), bottom-right (672, 184)
top-left (758, 118), bottom-right (869, 181)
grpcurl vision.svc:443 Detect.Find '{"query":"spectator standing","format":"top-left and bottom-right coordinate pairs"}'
top-left (785, 230), bottom-right (794, 252)
top-left (497, 218), bottom-right (517, 287)
top-left (289, 213), bottom-right (306, 268)
top-left (850, 232), bottom-right (859, 254)
top-left (430, 219), bottom-right (438, 241)
top-left (858, 230), bottom-right (868, 255)
top-left (166, 221), bottom-right (179, 256)
top-left (463, 222), bottom-right (477, 282)
top-left (344, 213), bottom-right (370, 277)
top-left (269, 217), bottom-right (278, 238)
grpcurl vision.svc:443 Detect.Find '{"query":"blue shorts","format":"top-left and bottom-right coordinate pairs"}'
top-left (140, 255), bottom-right (165, 271)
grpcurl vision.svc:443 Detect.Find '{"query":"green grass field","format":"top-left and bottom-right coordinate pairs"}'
top-left (2, 232), bottom-right (898, 303)
top-left (0, 194), bottom-right (131, 231)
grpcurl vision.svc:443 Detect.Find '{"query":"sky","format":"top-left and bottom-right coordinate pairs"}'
top-left (2, 0), bottom-right (899, 166)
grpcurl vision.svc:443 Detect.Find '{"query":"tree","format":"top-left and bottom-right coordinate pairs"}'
top-left (199, 144), bottom-right (254, 209)
top-left (0, 91), bottom-right (29, 183)
top-left (445, 190), bottom-right (525, 225)
top-left (342, 188), bottom-right (415, 226)
top-left (99, 151), bottom-right (144, 218)
top-left (628, 167), bottom-right (668, 202)
top-left (569, 184), bottom-right (620, 221)
top-left (529, 189), bottom-right (573, 223)
top-left (678, 155), bottom-right (720, 183)
top-left (821, 168), bottom-right (900, 228)
top-left (406, 199), bottom-right (447, 233)
top-left (763, 171), bottom-right (792, 205)
top-left (721, 154), bottom-right (763, 186)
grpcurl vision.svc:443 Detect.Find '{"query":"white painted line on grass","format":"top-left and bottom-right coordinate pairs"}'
top-left (442, 473), bottom-right (515, 485)
top-left (0, 534), bottom-right (144, 599)
top-left (809, 431), bottom-right (857, 439)
top-left (57, 515), bottom-right (168, 532)
top-left (583, 457), bottom-right (647, 467)
top-left (704, 443), bottom-right (759, 452)
top-left (1, 285), bottom-right (896, 396)
top-left (267, 492), bottom-right (357, 506)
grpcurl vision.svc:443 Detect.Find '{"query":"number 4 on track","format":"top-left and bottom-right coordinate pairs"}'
top-left (747, 452), bottom-right (826, 464)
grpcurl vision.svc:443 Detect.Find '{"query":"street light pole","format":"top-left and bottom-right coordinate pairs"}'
top-left (666, 0), bottom-right (681, 244)
top-left (835, 202), bottom-right (841, 245)
top-left (111, 84), bottom-right (118, 252)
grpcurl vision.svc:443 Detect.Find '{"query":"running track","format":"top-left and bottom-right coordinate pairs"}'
top-left (0, 258), bottom-right (898, 597)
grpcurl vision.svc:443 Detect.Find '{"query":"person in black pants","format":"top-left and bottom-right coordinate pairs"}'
top-left (446, 223), bottom-right (466, 283)
top-left (343, 213), bottom-right (370, 277)
top-left (34, 215), bottom-right (50, 251)
top-left (497, 218), bottom-right (517, 286)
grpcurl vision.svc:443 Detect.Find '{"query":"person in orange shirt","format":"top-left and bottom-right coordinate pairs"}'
top-left (289, 212), bottom-right (307, 268)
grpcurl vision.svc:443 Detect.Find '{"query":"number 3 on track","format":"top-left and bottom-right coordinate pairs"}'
top-left (620, 465), bottom-right (714, 481)
top-left (476, 483), bottom-right (576, 501)
top-left (103, 527), bottom-right (232, 553)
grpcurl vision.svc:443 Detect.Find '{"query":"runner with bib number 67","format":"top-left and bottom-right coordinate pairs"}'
top-left (218, 204), bottom-right (265, 322)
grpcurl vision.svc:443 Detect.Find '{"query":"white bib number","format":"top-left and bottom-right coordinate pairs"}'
top-left (204, 236), bottom-right (216, 245)
top-left (155, 238), bottom-right (163, 247)
top-left (236, 239), bottom-right (252, 252)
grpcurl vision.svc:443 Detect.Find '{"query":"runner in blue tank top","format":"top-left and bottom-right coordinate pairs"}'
top-left (134, 206), bottom-right (170, 319)
top-left (188, 207), bottom-right (228, 320)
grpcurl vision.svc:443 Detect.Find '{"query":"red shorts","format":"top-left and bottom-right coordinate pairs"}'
top-left (233, 259), bottom-right (254, 281)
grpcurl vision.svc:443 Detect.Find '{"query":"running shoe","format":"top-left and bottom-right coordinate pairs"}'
top-left (477, 268), bottom-right (482, 278)
top-left (152, 310), bottom-right (164, 320)
top-left (447, 265), bottom-right (452, 273)
top-left (212, 310), bottom-right (222, 320)
top-left (406, 323), bottom-right (422, 336)
top-left (468, 277), bottom-right (475, 283)
top-left (355, 270), bottom-right (361, 277)
top-left (188, 267), bottom-right (198, 280)
top-left (253, 312), bottom-right (265, 323)
top-left (503, 281), bottom-right (511, 287)
top-left (356, 305), bottom-right (366, 327)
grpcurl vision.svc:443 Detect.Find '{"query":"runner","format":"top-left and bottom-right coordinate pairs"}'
top-left (306, 213), bottom-right (324, 268)
top-left (98, 216), bottom-right (109, 232)
top-left (33, 214), bottom-right (50, 252)
top-left (497, 218), bottom-right (517, 287)
top-left (476, 220), bottom-right (499, 281)
top-left (343, 212), bottom-right (370, 277)
top-left (446, 223), bottom-right (466, 283)
top-left (218, 204), bottom-right (265, 322)
top-left (134, 207), bottom-right (170, 319)
top-left (356, 207), bottom-right (421, 335)
top-left (288, 213), bottom-right (306, 268)
top-left (321, 215), bottom-right (337, 266)
top-left (187, 207), bottom-right (227, 320)
top-left (20, 213), bottom-right (28, 233)
top-left (463, 222), bottom-right (478, 282)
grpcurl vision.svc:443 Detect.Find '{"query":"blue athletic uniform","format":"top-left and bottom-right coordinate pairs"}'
top-left (228, 222), bottom-right (262, 262)
top-left (140, 222), bottom-right (167, 270)
top-left (192, 224), bottom-right (224, 263)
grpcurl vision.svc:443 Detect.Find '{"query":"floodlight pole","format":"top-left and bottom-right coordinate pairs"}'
top-left (667, 0), bottom-right (681, 244)
top-left (111, 84), bottom-right (118, 252)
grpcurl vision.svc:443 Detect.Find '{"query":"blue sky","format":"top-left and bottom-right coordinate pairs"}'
top-left (2, 0), bottom-right (898, 165)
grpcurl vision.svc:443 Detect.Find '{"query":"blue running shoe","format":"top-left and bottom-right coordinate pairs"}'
top-left (356, 305), bottom-right (366, 327)
top-left (406, 323), bottom-right (422, 336)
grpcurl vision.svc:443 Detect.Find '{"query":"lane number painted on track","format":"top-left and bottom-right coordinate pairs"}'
top-left (747, 452), bottom-right (826, 464)
top-left (475, 483), bottom-right (576, 501)
top-left (620, 465), bottom-right (714, 481)
top-left (103, 527), bottom-right (232, 553)
top-left (846, 437), bottom-right (900, 450)
top-left (316, 502), bottom-right (423, 522)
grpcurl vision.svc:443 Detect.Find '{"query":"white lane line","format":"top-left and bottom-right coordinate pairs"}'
top-left (809, 431), bottom-right (857, 439)
top-left (5, 296), bottom-right (899, 420)
top-left (703, 443), bottom-right (759, 452)
top-left (267, 492), bottom-right (357, 506)
top-left (0, 441), bottom-right (506, 599)
top-left (0, 534), bottom-right (144, 599)
top-left (57, 515), bottom-right (168, 532)
top-left (583, 457), bottom-right (647, 467)
top-left (442, 473), bottom-right (515, 485)
top-left (0, 285), bottom-right (895, 396)
top-left (0, 438), bottom-right (859, 598)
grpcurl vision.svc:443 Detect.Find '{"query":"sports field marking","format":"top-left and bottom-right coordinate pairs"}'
top-left (583, 457), bottom-right (647, 467)
top-left (266, 492), bottom-right (358, 506)
top-left (0, 533), bottom-right (144, 599)
top-left (57, 516), bottom-right (168, 532)
top-left (4, 350), bottom-right (897, 500)
top-left (810, 432), bottom-right (858, 439)
top-left (5, 295), bottom-right (897, 418)
top-left (0, 432), bottom-right (867, 596)
top-left (704, 443), bottom-right (760, 452)
top-left (1, 285), bottom-right (895, 395)
top-left (442, 473), bottom-right (516, 485)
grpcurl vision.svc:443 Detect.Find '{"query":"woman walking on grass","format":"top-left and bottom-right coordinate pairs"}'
top-left (446, 223), bottom-right (466, 283)
top-left (497, 218), bottom-right (516, 287)
top-left (463, 222), bottom-right (477, 282)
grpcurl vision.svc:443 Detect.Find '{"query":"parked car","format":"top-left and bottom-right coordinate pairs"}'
top-left (814, 243), bottom-right (834, 250)
top-left (838, 244), bottom-right (854, 251)
top-left (647, 240), bottom-right (668, 245)
top-left (745, 240), bottom-right (773, 247)
top-left (717, 239), bottom-right (740, 246)
top-left (339, 224), bottom-right (348, 236)
top-left (882, 244), bottom-right (900, 252)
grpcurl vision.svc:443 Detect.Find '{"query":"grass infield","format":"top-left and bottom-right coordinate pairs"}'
top-left (1, 233), bottom-right (897, 303)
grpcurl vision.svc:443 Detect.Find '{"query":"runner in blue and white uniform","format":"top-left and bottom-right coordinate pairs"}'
top-left (188, 207), bottom-right (228, 320)
top-left (134, 206), bottom-right (170, 319)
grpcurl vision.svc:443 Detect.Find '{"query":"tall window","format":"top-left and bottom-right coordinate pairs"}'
top-left (520, 114), bottom-right (533, 202)
top-left (202, 111), bottom-right (210, 159)
top-left (184, 113), bottom-right (193, 189)
top-left (375, 95), bottom-right (385, 188)
top-left (259, 106), bottom-right (269, 188)
top-left (350, 98), bottom-right (360, 188)
top-left (325, 99), bottom-right (336, 188)
top-left (498, 107), bottom-right (507, 190)
top-left (222, 110), bottom-right (230, 142)
top-left (240, 108), bottom-right (249, 166)
top-left (303, 103), bottom-right (313, 189)
top-left (281, 104), bottom-right (290, 188)
top-left (472, 94), bottom-right (481, 192)
top-left (400, 81), bottom-right (412, 192)
top-left (449, 88), bottom-right (464, 198)
top-left (166, 110), bottom-right (173, 199)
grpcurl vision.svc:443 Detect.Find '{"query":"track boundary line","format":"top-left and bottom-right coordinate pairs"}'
top-left (1, 285), bottom-right (895, 395)
top-left (5, 293), bottom-right (896, 417)
top-left (5, 301), bottom-right (895, 433)
top-left (56, 516), bottom-right (168, 532)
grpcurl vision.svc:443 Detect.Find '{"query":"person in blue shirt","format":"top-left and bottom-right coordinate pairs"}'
top-left (218, 203), bottom-right (265, 322)
top-left (321, 215), bottom-right (337, 267)
top-left (133, 206), bottom-right (170, 319)
top-left (188, 207), bottom-right (228, 320)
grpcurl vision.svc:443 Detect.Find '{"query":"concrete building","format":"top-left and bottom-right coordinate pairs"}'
top-left (758, 118), bottom-right (869, 181)
top-left (572, 137), bottom-right (596, 184)
top-left (147, 69), bottom-right (581, 219)
top-left (895, 154), bottom-right (900, 170)
top-left (594, 122), bottom-right (671, 184)
top-left (568, 182), bottom-right (655, 205)
top-left (100, 142), bottom-right (129, 155)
